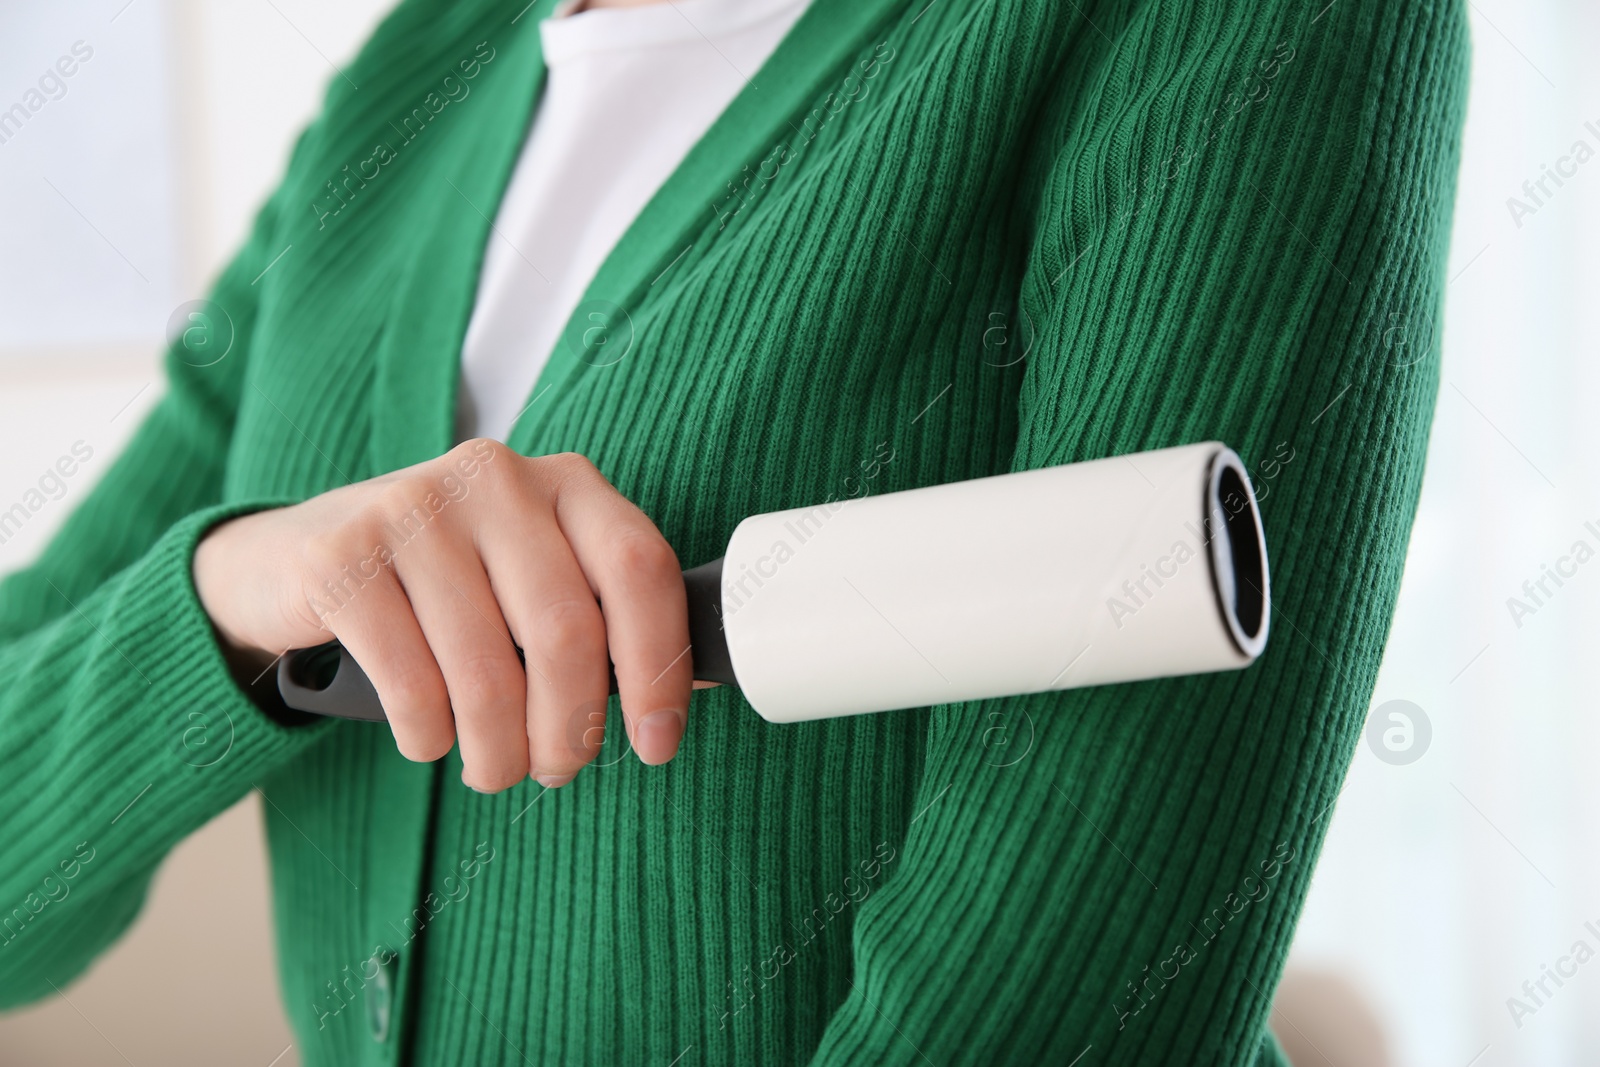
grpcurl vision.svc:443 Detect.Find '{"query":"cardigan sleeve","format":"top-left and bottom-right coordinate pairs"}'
top-left (806, 1), bottom-right (1467, 1064)
top-left (0, 130), bottom-right (334, 1007)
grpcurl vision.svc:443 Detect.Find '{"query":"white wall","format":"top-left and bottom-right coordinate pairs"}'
top-left (1288, 3), bottom-right (1600, 1066)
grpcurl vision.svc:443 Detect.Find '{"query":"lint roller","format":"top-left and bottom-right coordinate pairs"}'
top-left (278, 441), bottom-right (1270, 724)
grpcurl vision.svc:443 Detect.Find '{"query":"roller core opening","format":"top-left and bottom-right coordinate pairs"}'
top-left (286, 642), bottom-right (342, 692)
top-left (1208, 451), bottom-right (1271, 659)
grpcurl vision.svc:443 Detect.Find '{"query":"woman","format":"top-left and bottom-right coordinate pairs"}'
top-left (0, 0), bottom-right (1467, 1063)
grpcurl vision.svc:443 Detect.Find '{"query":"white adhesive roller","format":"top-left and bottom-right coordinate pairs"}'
top-left (718, 442), bottom-right (1270, 723)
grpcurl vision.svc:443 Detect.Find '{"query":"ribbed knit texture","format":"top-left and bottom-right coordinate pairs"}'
top-left (0, 0), bottom-right (1467, 1064)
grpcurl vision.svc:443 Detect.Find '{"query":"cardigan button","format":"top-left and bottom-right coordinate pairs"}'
top-left (366, 952), bottom-right (395, 1044)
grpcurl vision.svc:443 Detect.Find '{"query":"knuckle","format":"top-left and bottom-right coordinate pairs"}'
top-left (301, 526), bottom-right (355, 575)
top-left (446, 651), bottom-right (526, 716)
top-left (374, 479), bottom-right (438, 533)
top-left (381, 662), bottom-right (452, 720)
top-left (451, 438), bottom-right (512, 480)
top-left (548, 451), bottom-right (596, 474)
top-left (348, 502), bottom-right (395, 547)
top-left (608, 528), bottom-right (678, 585)
top-left (451, 436), bottom-right (503, 461)
top-left (535, 598), bottom-right (606, 667)
top-left (299, 536), bottom-right (374, 626)
top-left (289, 585), bottom-right (337, 634)
top-left (537, 452), bottom-right (602, 493)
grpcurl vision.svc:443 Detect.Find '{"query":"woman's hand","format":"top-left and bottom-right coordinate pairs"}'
top-left (193, 440), bottom-right (691, 791)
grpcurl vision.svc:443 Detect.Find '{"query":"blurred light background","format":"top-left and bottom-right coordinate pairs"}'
top-left (0, 1), bottom-right (1593, 1065)
top-left (0, 4), bottom-right (394, 1066)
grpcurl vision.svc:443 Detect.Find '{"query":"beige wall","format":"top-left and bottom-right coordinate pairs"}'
top-left (0, 798), bottom-right (296, 1067)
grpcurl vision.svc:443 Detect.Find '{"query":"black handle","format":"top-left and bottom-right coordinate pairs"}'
top-left (278, 557), bottom-right (733, 722)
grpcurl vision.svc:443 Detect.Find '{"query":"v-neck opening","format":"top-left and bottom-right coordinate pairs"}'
top-left (501, 0), bottom-right (910, 455)
top-left (540, 0), bottom-right (812, 61)
top-left (369, 0), bottom-right (908, 471)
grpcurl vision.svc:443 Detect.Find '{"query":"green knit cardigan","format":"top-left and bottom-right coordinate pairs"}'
top-left (0, 0), bottom-right (1467, 1063)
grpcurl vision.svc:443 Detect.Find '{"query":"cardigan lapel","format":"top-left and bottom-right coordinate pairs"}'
top-left (370, 0), bottom-right (908, 472)
top-left (369, 3), bottom-right (558, 471)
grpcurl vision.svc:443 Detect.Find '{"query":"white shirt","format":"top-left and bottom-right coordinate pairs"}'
top-left (456, 0), bottom-right (813, 443)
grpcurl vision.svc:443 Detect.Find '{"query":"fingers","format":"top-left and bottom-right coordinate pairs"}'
top-left (392, 532), bottom-right (531, 793)
top-left (316, 564), bottom-right (455, 763)
top-left (543, 455), bottom-right (693, 766)
top-left (327, 444), bottom-right (689, 791)
top-left (477, 505), bottom-right (612, 786)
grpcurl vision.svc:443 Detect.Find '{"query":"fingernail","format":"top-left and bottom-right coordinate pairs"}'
top-left (536, 773), bottom-right (575, 789)
top-left (635, 709), bottom-right (684, 766)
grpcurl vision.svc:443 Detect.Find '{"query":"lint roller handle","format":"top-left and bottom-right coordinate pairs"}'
top-left (276, 558), bottom-right (733, 722)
